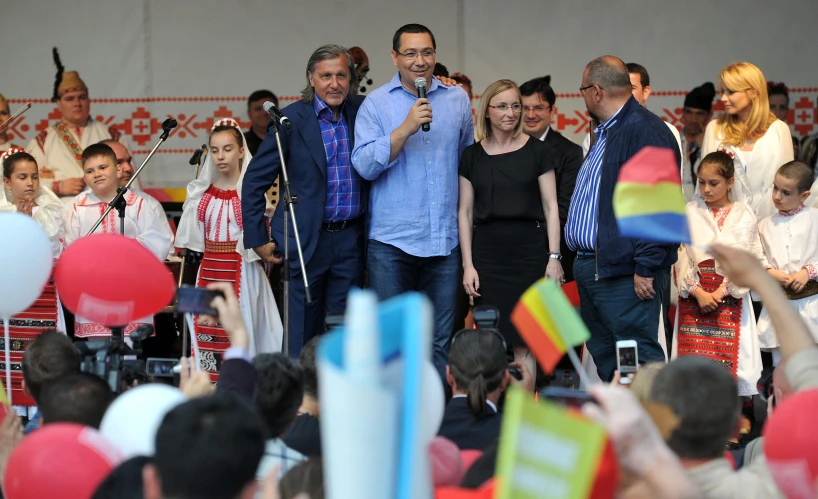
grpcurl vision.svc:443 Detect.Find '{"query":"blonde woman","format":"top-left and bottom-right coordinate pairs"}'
top-left (458, 79), bottom-right (563, 370)
top-left (702, 62), bottom-right (794, 218)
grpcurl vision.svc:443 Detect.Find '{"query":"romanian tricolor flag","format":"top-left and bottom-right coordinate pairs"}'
top-left (613, 146), bottom-right (690, 244)
top-left (510, 278), bottom-right (590, 373)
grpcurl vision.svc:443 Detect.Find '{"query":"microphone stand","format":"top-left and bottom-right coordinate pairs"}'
top-left (86, 119), bottom-right (177, 346)
top-left (269, 116), bottom-right (311, 355)
top-left (179, 145), bottom-right (206, 357)
top-left (87, 118), bottom-right (178, 237)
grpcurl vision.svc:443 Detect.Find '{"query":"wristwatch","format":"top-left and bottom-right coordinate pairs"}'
top-left (548, 252), bottom-right (562, 260)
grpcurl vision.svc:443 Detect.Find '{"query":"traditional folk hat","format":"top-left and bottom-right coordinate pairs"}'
top-left (683, 82), bottom-right (716, 112)
top-left (51, 47), bottom-right (88, 102)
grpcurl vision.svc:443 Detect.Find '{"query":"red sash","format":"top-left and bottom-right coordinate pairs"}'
top-left (195, 241), bottom-right (242, 382)
top-left (677, 259), bottom-right (742, 379)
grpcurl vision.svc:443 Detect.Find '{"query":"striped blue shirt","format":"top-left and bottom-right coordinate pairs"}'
top-left (565, 107), bottom-right (623, 251)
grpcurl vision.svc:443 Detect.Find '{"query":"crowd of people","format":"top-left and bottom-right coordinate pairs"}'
top-left (1, 20), bottom-right (818, 498)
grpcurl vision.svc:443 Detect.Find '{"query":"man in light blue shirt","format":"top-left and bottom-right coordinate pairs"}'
top-left (352, 23), bottom-right (474, 378)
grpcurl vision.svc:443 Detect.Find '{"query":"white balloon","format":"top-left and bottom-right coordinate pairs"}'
top-left (381, 359), bottom-right (445, 445)
top-left (0, 213), bottom-right (53, 317)
top-left (99, 384), bottom-right (185, 458)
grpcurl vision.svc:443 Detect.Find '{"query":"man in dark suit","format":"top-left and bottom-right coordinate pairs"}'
top-left (520, 76), bottom-right (583, 282)
top-left (241, 44), bottom-right (365, 357)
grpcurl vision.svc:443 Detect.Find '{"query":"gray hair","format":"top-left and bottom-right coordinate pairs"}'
top-left (300, 44), bottom-right (358, 103)
top-left (586, 56), bottom-right (631, 95)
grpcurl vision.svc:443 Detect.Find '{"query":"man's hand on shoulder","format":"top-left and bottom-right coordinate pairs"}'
top-left (253, 241), bottom-right (283, 264)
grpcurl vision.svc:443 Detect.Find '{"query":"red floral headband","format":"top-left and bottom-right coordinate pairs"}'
top-left (211, 118), bottom-right (240, 132)
top-left (1, 146), bottom-right (26, 162)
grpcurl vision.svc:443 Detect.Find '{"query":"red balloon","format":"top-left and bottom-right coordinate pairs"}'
top-left (55, 234), bottom-right (175, 326)
top-left (4, 423), bottom-right (122, 499)
top-left (763, 388), bottom-right (818, 497)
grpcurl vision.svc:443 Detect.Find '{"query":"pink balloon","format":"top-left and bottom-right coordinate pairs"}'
top-left (4, 423), bottom-right (122, 499)
top-left (55, 234), bottom-right (175, 326)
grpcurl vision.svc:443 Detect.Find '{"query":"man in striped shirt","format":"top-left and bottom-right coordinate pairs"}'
top-left (566, 56), bottom-right (681, 382)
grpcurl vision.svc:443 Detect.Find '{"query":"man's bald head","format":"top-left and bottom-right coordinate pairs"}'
top-left (101, 139), bottom-right (134, 186)
top-left (585, 56), bottom-right (632, 96)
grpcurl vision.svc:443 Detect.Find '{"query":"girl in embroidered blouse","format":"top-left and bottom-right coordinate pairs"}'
top-left (673, 151), bottom-right (767, 396)
top-left (175, 119), bottom-right (282, 381)
top-left (702, 62), bottom-right (794, 219)
top-left (1, 148), bottom-right (65, 408)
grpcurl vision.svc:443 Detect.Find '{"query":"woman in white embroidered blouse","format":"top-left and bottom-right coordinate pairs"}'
top-left (702, 62), bottom-right (794, 219)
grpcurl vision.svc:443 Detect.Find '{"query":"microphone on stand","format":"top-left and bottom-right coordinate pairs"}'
top-left (414, 77), bottom-right (429, 132)
top-left (160, 119), bottom-right (178, 140)
top-left (188, 144), bottom-right (207, 166)
top-left (263, 101), bottom-right (292, 129)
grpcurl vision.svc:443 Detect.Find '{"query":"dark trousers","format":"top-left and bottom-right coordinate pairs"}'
top-left (656, 267), bottom-right (673, 353)
top-left (287, 224), bottom-right (364, 357)
top-left (366, 240), bottom-right (461, 381)
top-left (574, 256), bottom-right (666, 381)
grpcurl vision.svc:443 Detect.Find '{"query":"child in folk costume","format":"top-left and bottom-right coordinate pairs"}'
top-left (674, 151), bottom-right (766, 396)
top-left (758, 161), bottom-right (818, 363)
top-left (61, 143), bottom-right (173, 338)
top-left (176, 119), bottom-right (282, 381)
top-left (0, 148), bottom-right (65, 409)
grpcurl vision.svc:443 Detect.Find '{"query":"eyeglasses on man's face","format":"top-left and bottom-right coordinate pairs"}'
top-left (579, 84), bottom-right (603, 94)
top-left (396, 50), bottom-right (436, 60)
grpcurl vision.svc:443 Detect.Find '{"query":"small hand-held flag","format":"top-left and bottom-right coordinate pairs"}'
top-left (613, 146), bottom-right (690, 244)
top-left (511, 278), bottom-right (591, 384)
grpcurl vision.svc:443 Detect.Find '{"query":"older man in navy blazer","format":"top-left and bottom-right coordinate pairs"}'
top-left (241, 44), bottom-right (365, 356)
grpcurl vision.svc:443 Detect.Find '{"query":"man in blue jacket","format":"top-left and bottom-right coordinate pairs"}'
top-left (566, 56), bottom-right (681, 381)
top-left (241, 45), bottom-right (365, 357)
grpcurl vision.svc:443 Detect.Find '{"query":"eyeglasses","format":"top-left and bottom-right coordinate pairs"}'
top-left (488, 103), bottom-right (522, 113)
top-left (579, 84), bottom-right (603, 94)
top-left (523, 105), bottom-right (551, 113)
top-left (395, 50), bottom-right (435, 60)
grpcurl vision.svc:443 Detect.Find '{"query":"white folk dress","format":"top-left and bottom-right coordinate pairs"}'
top-left (673, 199), bottom-right (766, 395)
top-left (61, 190), bottom-right (173, 338)
top-left (0, 185), bottom-right (65, 406)
top-left (757, 205), bottom-right (818, 347)
top-left (175, 128), bottom-right (282, 381)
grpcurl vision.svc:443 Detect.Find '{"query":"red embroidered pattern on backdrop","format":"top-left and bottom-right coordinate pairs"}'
top-left (6, 91), bottom-right (817, 158)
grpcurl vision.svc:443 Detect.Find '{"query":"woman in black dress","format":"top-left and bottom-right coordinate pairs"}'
top-left (458, 79), bottom-right (563, 371)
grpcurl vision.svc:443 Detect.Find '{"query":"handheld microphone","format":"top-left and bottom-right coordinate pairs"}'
top-left (263, 101), bottom-right (292, 129)
top-left (414, 77), bottom-right (429, 132)
top-left (188, 144), bottom-right (207, 166)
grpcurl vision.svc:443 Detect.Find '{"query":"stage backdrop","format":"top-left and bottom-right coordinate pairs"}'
top-left (1, 0), bottom-right (815, 191)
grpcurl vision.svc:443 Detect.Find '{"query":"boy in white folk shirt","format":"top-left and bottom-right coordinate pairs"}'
top-left (61, 143), bottom-right (172, 339)
top-left (758, 161), bottom-right (818, 364)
